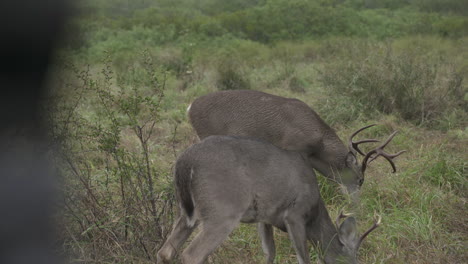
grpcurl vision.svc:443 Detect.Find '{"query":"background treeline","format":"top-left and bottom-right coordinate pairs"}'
top-left (71, 0), bottom-right (468, 50)
top-left (53, 0), bottom-right (467, 263)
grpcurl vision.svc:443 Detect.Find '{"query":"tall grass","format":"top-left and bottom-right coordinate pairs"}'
top-left (319, 40), bottom-right (467, 129)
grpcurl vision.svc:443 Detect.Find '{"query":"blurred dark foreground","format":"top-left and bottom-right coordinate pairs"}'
top-left (0, 1), bottom-right (70, 263)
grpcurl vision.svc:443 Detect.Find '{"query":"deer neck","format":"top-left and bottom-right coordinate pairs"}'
top-left (308, 156), bottom-right (335, 179)
top-left (308, 155), bottom-right (345, 182)
top-left (306, 200), bottom-right (344, 261)
top-left (308, 139), bottom-right (348, 182)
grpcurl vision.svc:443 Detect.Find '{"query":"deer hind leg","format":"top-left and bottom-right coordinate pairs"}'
top-left (157, 214), bottom-right (197, 264)
top-left (285, 215), bottom-right (311, 264)
top-left (181, 217), bottom-right (239, 264)
top-left (258, 223), bottom-right (276, 264)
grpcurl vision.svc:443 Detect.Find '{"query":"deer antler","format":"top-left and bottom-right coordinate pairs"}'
top-left (361, 131), bottom-right (406, 173)
top-left (348, 124), bottom-right (380, 156)
top-left (357, 214), bottom-right (381, 249)
top-left (335, 210), bottom-right (352, 227)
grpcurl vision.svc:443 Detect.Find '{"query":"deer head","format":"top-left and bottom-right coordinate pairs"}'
top-left (338, 124), bottom-right (406, 193)
top-left (325, 212), bottom-right (382, 264)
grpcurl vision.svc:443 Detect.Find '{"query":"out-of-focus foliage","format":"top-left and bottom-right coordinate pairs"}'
top-left (68, 0), bottom-right (468, 52)
top-left (319, 39), bottom-right (467, 128)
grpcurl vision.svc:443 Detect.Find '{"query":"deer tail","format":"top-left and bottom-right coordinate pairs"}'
top-left (174, 158), bottom-right (195, 226)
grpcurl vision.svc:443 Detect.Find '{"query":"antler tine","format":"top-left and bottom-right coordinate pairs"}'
top-left (361, 131), bottom-right (406, 173)
top-left (357, 214), bottom-right (381, 249)
top-left (379, 130), bottom-right (398, 149)
top-left (349, 124), bottom-right (377, 139)
top-left (348, 124), bottom-right (379, 156)
top-left (335, 210), bottom-right (352, 227)
top-left (361, 149), bottom-right (375, 173)
top-left (368, 150), bottom-right (407, 165)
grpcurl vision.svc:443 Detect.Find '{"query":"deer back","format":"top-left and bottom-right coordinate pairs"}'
top-left (188, 90), bottom-right (338, 151)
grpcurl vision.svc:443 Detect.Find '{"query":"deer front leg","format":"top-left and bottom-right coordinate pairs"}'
top-left (258, 223), bottom-right (276, 264)
top-left (284, 216), bottom-right (311, 264)
top-left (157, 215), bottom-right (197, 264)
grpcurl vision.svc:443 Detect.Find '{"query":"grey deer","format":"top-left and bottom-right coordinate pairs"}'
top-left (188, 90), bottom-right (405, 194)
top-left (157, 136), bottom-right (380, 264)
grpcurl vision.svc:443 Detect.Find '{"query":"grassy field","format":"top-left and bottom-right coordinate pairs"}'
top-left (52, 1), bottom-right (467, 263)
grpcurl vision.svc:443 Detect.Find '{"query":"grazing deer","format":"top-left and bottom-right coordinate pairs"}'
top-left (157, 136), bottom-right (381, 264)
top-left (188, 90), bottom-right (405, 193)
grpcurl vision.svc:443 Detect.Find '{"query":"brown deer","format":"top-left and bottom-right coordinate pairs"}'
top-left (188, 90), bottom-right (405, 194)
top-left (157, 136), bottom-right (381, 264)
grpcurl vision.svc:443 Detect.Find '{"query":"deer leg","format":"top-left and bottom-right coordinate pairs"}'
top-left (181, 218), bottom-right (239, 264)
top-left (258, 223), bottom-right (276, 264)
top-left (285, 217), bottom-right (311, 264)
top-left (157, 215), bottom-right (197, 264)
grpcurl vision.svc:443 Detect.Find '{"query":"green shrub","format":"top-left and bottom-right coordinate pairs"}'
top-left (433, 16), bottom-right (468, 38)
top-left (413, 0), bottom-right (468, 16)
top-left (49, 53), bottom-right (175, 262)
top-left (216, 58), bottom-right (251, 90)
top-left (192, 39), bottom-right (254, 90)
top-left (271, 43), bottom-right (300, 79)
top-left (319, 42), bottom-right (467, 128)
top-left (197, 17), bottom-right (227, 37)
top-left (155, 47), bottom-right (188, 76)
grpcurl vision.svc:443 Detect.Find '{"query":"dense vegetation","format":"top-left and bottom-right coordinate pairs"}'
top-left (52, 0), bottom-right (467, 263)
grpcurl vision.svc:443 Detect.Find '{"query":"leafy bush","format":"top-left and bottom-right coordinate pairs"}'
top-left (49, 53), bottom-right (174, 262)
top-left (216, 58), bottom-right (251, 90)
top-left (433, 16), bottom-right (468, 38)
top-left (413, 0), bottom-right (468, 16)
top-left (197, 17), bottom-right (227, 37)
top-left (190, 37), bottom-right (259, 90)
top-left (155, 47), bottom-right (189, 76)
top-left (319, 42), bottom-right (467, 128)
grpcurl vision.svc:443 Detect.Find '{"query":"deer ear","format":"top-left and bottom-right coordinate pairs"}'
top-left (338, 216), bottom-right (358, 246)
top-left (345, 152), bottom-right (358, 167)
